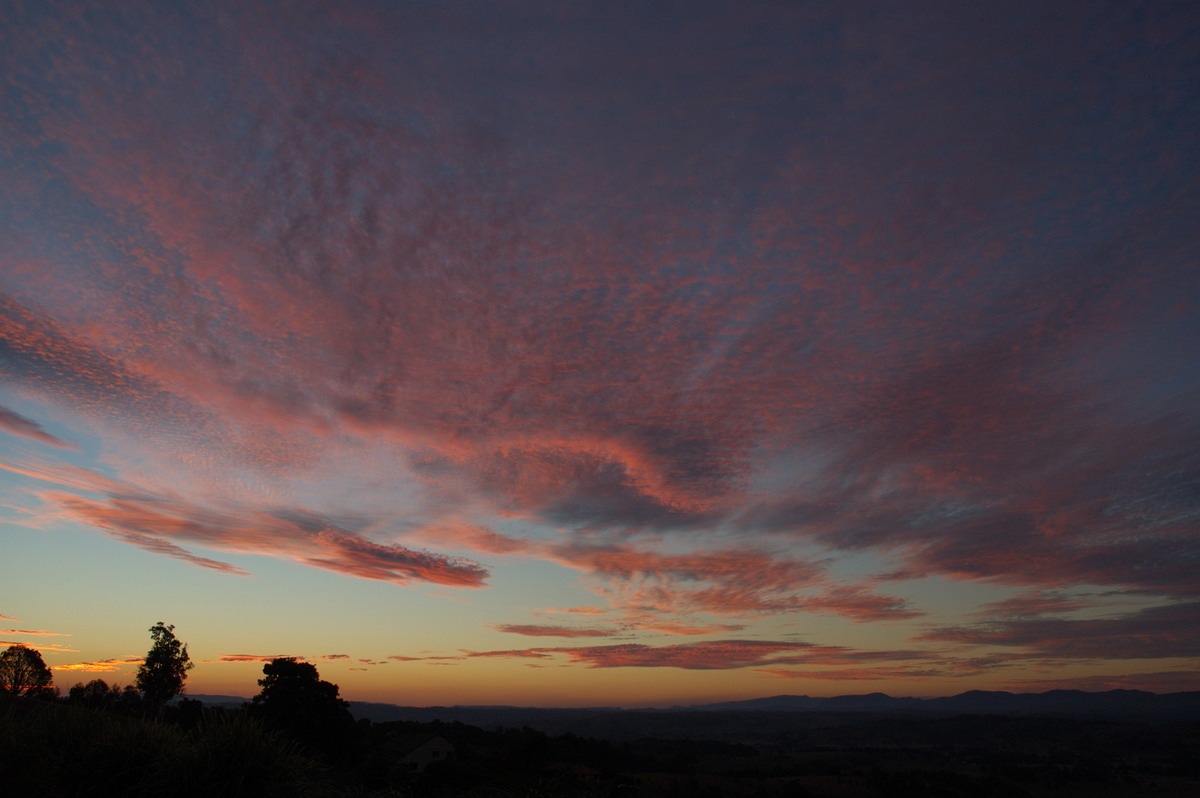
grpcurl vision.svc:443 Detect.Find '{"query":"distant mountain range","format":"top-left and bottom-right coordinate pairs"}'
top-left (332, 688), bottom-right (1200, 732)
top-left (684, 688), bottom-right (1200, 716)
top-left (184, 689), bottom-right (1200, 739)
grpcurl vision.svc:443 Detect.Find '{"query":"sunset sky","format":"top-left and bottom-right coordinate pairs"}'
top-left (2, 1), bottom-right (1198, 708)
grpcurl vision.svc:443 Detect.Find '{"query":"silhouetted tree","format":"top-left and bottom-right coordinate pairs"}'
top-left (248, 657), bottom-right (353, 757)
top-left (117, 683), bottom-right (143, 711)
top-left (136, 622), bottom-right (193, 706)
top-left (0, 644), bottom-right (54, 698)
top-left (69, 678), bottom-right (114, 707)
top-left (67, 679), bottom-right (142, 712)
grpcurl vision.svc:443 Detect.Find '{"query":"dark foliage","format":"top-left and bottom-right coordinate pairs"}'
top-left (0, 644), bottom-right (54, 698)
top-left (6, 685), bottom-right (1200, 797)
top-left (0, 695), bottom-right (317, 797)
top-left (247, 657), bottom-right (354, 760)
top-left (136, 622), bottom-right (193, 706)
top-left (67, 679), bottom-right (143, 713)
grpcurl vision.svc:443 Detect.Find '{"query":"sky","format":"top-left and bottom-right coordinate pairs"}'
top-left (1, 1), bottom-right (1198, 708)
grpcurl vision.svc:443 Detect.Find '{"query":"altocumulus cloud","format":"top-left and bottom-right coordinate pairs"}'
top-left (1, 0), bottom-right (1198, 681)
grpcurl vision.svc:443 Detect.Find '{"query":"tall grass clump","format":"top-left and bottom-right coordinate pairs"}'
top-left (170, 709), bottom-right (319, 796)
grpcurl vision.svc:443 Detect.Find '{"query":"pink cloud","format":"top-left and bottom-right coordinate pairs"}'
top-left (102, 528), bottom-right (250, 576)
top-left (551, 640), bottom-right (814, 670)
top-left (0, 457), bottom-right (145, 498)
top-left (43, 489), bottom-right (489, 588)
top-left (422, 639), bottom-right (936, 671)
top-left (0, 405), bottom-right (76, 449)
top-left (620, 618), bottom-right (746, 636)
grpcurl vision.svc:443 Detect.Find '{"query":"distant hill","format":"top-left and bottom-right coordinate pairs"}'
top-left (340, 689), bottom-right (1200, 740)
top-left (179, 694), bottom-right (249, 707)
top-left (691, 688), bottom-right (1200, 719)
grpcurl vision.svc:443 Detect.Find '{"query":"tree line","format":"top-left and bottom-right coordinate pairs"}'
top-left (1, 621), bottom-right (194, 705)
top-left (1, 622), bottom-right (352, 757)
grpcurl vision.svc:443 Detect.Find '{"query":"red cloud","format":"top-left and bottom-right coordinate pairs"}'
top-left (452, 639), bottom-right (827, 670)
top-left (801, 586), bottom-right (924, 622)
top-left (548, 541), bottom-right (824, 617)
top-left (544, 539), bottom-right (919, 625)
top-left (553, 640), bottom-right (814, 670)
top-left (621, 618), bottom-right (746, 636)
top-left (492, 624), bottom-right (615, 638)
top-left (395, 638), bottom-right (948, 673)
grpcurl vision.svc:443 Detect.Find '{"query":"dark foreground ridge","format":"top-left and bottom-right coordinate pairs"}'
top-left (7, 689), bottom-right (1200, 797)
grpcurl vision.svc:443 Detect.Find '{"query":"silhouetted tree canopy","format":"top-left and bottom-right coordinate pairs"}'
top-left (0, 645), bottom-right (54, 698)
top-left (248, 657), bottom-right (353, 756)
top-left (68, 678), bottom-right (141, 712)
top-left (68, 678), bottom-right (113, 706)
top-left (136, 622), bottom-right (192, 706)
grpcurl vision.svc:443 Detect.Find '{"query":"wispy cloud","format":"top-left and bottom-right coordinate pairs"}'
top-left (0, 405), bottom-right (76, 449)
top-left (917, 601), bottom-right (1200, 660)
top-left (39, 486), bottom-right (489, 588)
top-left (755, 667), bottom-right (957, 681)
top-left (970, 590), bottom-right (1098, 620)
top-left (492, 624), bottom-right (615, 639)
top-left (55, 657), bottom-right (141, 673)
top-left (1, 641), bottom-right (80, 654)
top-left (389, 638), bottom-right (938, 673)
